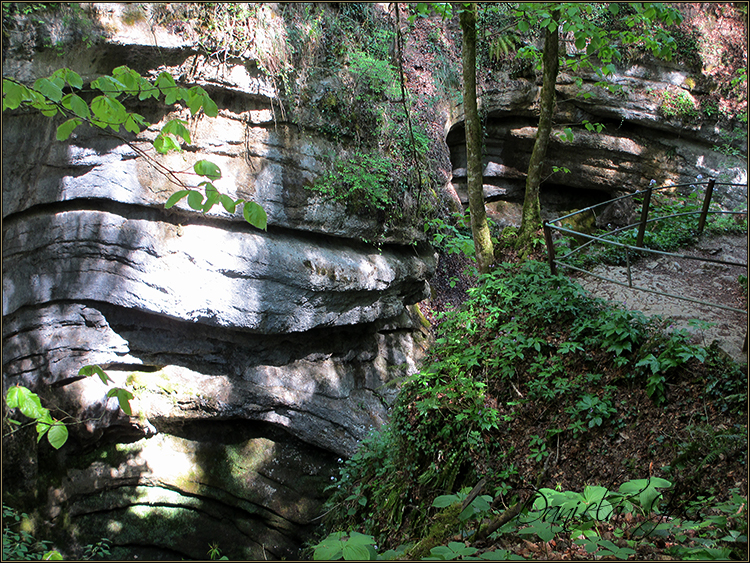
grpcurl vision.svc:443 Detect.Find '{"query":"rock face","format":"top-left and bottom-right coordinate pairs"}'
top-left (2, 4), bottom-right (747, 560)
top-left (2, 6), bottom-right (433, 560)
top-left (447, 63), bottom-right (747, 227)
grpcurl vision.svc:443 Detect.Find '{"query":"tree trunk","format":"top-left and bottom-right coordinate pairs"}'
top-left (517, 19), bottom-right (559, 252)
top-left (460, 3), bottom-right (494, 274)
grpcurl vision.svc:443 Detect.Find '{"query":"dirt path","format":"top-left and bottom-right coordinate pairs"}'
top-left (573, 233), bottom-right (748, 363)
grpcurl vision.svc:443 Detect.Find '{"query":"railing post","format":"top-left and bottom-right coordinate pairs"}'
top-left (636, 184), bottom-right (653, 248)
top-left (543, 221), bottom-right (557, 275)
top-left (697, 178), bottom-right (716, 236)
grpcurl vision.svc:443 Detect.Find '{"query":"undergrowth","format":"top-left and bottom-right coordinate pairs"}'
top-left (311, 260), bottom-right (748, 560)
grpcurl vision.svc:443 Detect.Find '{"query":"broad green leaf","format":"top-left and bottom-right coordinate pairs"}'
top-left (187, 190), bottom-right (205, 210)
top-left (5, 385), bottom-right (23, 409)
top-left (313, 533), bottom-right (346, 561)
top-left (202, 185), bottom-right (220, 213)
top-left (91, 75), bottom-right (127, 97)
top-left (78, 364), bottom-right (112, 385)
top-left (220, 194), bottom-right (238, 214)
top-left (34, 77), bottom-right (64, 102)
top-left (518, 20), bottom-right (529, 32)
top-left (3, 79), bottom-right (30, 110)
top-left (433, 494), bottom-right (461, 508)
top-left (165, 190), bottom-right (191, 209)
top-left (194, 159), bottom-right (222, 180)
top-left (107, 388), bottom-right (134, 416)
top-left (313, 542), bottom-right (343, 561)
top-left (202, 95), bottom-right (219, 117)
top-left (153, 133), bottom-right (182, 154)
top-left (47, 422), bottom-right (69, 450)
top-left (608, 4), bottom-right (620, 16)
top-left (90, 95), bottom-right (128, 130)
top-left (61, 93), bottom-right (90, 119)
top-left (138, 81), bottom-right (160, 101)
top-left (243, 201), bottom-right (268, 230)
top-left (161, 119), bottom-right (191, 145)
top-left (156, 71), bottom-right (177, 92)
top-left (53, 68), bottom-right (83, 89)
top-left (56, 118), bottom-right (83, 141)
top-left (9, 386), bottom-right (48, 420)
top-left (43, 550), bottom-right (64, 561)
top-left (342, 542), bottom-right (370, 561)
top-left (124, 114), bottom-right (143, 134)
top-left (187, 87), bottom-right (206, 116)
top-left (165, 86), bottom-right (189, 106)
top-left (35, 411), bottom-right (54, 442)
top-left (112, 65), bottom-right (140, 93)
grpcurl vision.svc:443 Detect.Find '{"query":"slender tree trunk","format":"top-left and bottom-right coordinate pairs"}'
top-left (518, 18), bottom-right (559, 252)
top-left (460, 3), bottom-right (494, 274)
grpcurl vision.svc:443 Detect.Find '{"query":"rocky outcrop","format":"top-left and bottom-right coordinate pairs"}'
top-left (447, 61), bottom-right (747, 226)
top-left (2, 5), bottom-right (433, 559)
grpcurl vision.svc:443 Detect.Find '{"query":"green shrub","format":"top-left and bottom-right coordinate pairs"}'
top-left (308, 151), bottom-right (395, 214)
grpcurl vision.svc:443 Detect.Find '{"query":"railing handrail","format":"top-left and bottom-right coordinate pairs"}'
top-left (542, 178), bottom-right (749, 318)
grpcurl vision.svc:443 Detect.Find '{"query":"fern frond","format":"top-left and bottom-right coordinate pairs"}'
top-left (489, 34), bottom-right (518, 61)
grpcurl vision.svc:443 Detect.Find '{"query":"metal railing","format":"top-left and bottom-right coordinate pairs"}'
top-left (542, 179), bottom-right (748, 317)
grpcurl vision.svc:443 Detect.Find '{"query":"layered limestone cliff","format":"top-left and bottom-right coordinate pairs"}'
top-left (2, 3), bottom-right (746, 560)
top-left (2, 4), bottom-right (433, 559)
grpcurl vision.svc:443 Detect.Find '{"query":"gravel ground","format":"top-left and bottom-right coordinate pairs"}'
top-left (573, 233), bottom-right (748, 363)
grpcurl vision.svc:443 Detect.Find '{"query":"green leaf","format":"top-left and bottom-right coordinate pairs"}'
top-left (112, 65), bottom-right (140, 94)
top-left (636, 354), bottom-right (660, 375)
top-left (313, 533), bottom-right (346, 561)
top-left (92, 75), bottom-right (127, 97)
top-left (8, 386), bottom-right (48, 420)
top-left (5, 385), bottom-right (23, 409)
top-left (342, 542), bottom-right (370, 561)
top-left (90, 95), bottom-right (128, 130)
top-left (518, 20), bottom-right (529, 33)
top-left (186, 86), bottom-right (210, 116)
top-left (3, 79), bottom-right (30, 110)
top-left (187, 190), bottom-right (205, 211)
top-left (78, 364), bottom-right (113, 385)
top-left (43, 551), bottom-right (64, 561)
top-left (138, 81), bottom-right (160, 101)
top-left (220, 194), bottom-right (238, 213)
top-left (161, 119), bottom-right (191, 145)
top-left (107, 388), bottom-right (134, 416)
top-left (61, 93), bottom-right (90, 119)
top-left (156, 71), bottom-right (176, 92)
top-left (194, 159), bottom-right (222, 180)
top-left (56, 118), bottom-right (83, 141)
top-left (202, 184), bottom-right (220, 213)
top-left (47, 422), bottom-right (69, 450)
top-left (153, 133), bottom-right (182, 154)
top-left (165, 87), bottom-right (189, 106)
top-left (33, 77), bottom-right (64, 102)
top-left (53, 68), bottom-right (83, 89)
top-left (433, 494), bottom-right (461, 508)
top-left (243, 201), bottom-right (268, 230)
top-left (202, 95), bottom-right (219, 117)
top-left (124, 114), bottom-right (146, 134)
top-left (165, 190), bottom-right (191, 209)
top-left (36, 411), bottom-right (54, 442)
